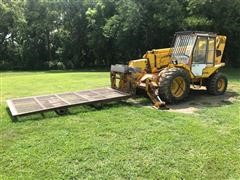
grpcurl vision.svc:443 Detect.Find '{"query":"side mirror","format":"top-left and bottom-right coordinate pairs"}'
top-left (216, 50), bottom-right (222, 57)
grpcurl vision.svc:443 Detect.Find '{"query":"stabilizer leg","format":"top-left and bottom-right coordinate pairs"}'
top-left (145, 79), bottom-right (166, 109)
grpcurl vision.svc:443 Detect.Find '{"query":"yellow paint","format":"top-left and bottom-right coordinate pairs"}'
top-left (171, 76), bottom-right (186, 98)
top-left (129, 59), bottom-right (147, 71)
top-left (128, 48), bottom-right (171, 72)
top-left (202, 63), bottom-right (225, 78)
top-left (215, 36), bottom-right (227, 65)
top-left (128, 33), bottom-right (226, 86)
top-left (217, 78), bottom-right (225, 92)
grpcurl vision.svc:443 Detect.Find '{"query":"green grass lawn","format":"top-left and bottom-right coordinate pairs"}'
top-left (1, 69), bottom-right (240, 179)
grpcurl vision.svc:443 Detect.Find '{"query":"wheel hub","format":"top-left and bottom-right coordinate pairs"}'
top-left (171, 76), bottom-right (186, 98)
top-left (217, 79), bottom-right (225, 92)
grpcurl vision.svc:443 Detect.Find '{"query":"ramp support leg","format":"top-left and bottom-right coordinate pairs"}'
top-left (145, 79), bottom-right (166, 109)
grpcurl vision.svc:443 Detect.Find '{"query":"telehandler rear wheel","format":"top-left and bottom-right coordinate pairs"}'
top-left (158, 68), bottom-right (190, 103)
top-left (207, 73), bottom-right (228, 95)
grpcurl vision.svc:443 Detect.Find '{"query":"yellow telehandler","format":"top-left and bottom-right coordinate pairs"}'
top-left (111, 31), bottom-right (228, 108)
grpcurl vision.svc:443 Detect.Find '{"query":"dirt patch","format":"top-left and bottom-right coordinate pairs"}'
top-left (169, 86), bottom-right (239, 114)
top-left (127, 85), bottom-right (239, 114)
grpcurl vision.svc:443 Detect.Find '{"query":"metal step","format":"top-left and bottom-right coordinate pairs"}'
top-left (7, 88), bottom-right (131, 117)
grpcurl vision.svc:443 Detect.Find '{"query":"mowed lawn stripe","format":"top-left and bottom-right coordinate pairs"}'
top-left (0, 69), bottom-right (239, 179)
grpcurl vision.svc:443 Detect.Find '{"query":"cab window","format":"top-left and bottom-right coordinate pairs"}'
top-left (207, 38), bottom-right (215, 64)
top-left (193, 37), bottom-right (207, 64)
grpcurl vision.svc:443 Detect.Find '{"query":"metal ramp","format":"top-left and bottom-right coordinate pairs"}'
top-left (7, 88), bottom-right (131, 117)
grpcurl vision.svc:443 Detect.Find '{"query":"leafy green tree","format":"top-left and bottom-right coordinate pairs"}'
top-left (22, 0), bottom-right (61, 69)
top-left (0, 1), bottom-right (25, 70)
top-left (183, 0), bottom-right (240, 67)
top-left (0, 0), bottom-right (239, 69)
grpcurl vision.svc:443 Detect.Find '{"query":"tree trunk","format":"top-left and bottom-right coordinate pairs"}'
top-left (46, 30), bottom-right (52, 61)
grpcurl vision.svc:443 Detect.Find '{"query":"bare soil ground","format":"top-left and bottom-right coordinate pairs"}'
top-left (168, 86), bottom-right (239, 114)
top-left (127, 85), bottom-right (240, 114)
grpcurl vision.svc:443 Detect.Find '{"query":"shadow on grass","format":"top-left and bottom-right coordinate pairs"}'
top-left (222, 68), bottom-right (240, 82)
top-left (168, 89), bottom-right (239, 112)
top-left (6, 108), bottom-right (18, 122)
top-left (124, 88), bottom-right (239, 114)
top-left (10, 101), bottom-right (137, 123)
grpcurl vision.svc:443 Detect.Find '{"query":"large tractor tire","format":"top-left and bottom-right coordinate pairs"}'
top-left (207, 72), bottom-right (228, 95)
top-left (158, 68), bottom-right (190, 103)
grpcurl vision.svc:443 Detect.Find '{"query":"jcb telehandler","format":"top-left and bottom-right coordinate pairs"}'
top-left (111, 31), bottom-right (228, 108)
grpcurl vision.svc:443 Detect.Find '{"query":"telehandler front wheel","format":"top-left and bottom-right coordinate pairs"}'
top-left (207, 73), bottom-right (228, 95)
top-left (158, 68), bottom-right (190, 103)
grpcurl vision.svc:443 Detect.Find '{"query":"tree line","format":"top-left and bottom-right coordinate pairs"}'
top-left (1, 0), bottom-right (240, 70)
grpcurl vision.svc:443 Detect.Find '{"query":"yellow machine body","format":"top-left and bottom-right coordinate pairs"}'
top-left (129, 48), bottom-right (171, 71)
top-left (128, 35), bottom-right (226, 80)
top-left (110, 32), bottom-right (228, 108)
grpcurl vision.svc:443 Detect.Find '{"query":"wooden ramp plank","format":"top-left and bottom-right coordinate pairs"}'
top-left (6, 88), bottom-right (131, 117)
